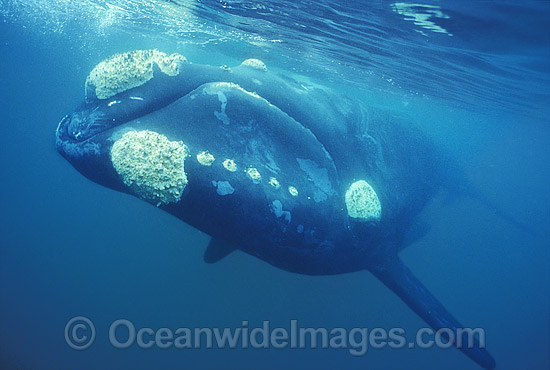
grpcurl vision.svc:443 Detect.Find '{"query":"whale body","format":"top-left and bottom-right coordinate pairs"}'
top-left (56, 50), bottom-right (496, 368)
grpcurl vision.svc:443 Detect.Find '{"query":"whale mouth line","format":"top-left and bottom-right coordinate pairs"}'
top-left (57, 94), bottom-right (171, 145)
top-left (70, 119), bottom-right (112, 141)
top-left (56, 80), bottom-right (270, 146)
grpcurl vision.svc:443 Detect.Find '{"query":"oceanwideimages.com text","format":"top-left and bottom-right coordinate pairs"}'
top-left (65, 317), bottom-right (486, 355)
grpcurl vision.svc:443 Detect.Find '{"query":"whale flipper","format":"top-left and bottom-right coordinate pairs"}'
top-left (204, 238), bottom-right (237, 264)
top-left (370, 257), bottom-right (496, 369)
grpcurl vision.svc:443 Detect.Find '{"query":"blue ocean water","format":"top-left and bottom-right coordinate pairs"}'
top-left (0, 0), bottom-right (549, 369)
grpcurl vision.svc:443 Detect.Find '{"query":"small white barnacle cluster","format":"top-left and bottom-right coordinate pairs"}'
top-left (288, 186), bottom-right (299, 197)
top-left (246, 167), bottom-right (262, 184)
top-left (240, 164), bottom-right (299, 196)
top-left (86, 49), bottom-right (187, 100)
top-left (268, 177), bottom-right (281, 189)
top-left (222, 159), bottom-right (237, 172)
top-left (110, 130), bottom-right (188, 206)
top-left (197, 151), bottom-right (215, 166)
top-left (240, 58), bottom-right (268, 72)
top-left (204, 82), bottom-right (261, 100)
top-left (243, 165), bottom-right (299, 197)
top-left (345, 180), bottom-right (381, 222)
top-left (195, 152), bottom-right (301, 198)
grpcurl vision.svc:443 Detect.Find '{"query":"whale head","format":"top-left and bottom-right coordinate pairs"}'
top-left (55, 50), bottom-right (383, 275)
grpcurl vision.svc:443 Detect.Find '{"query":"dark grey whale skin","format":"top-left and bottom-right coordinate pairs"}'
top-left (56, 59), bottom-right (495, 369)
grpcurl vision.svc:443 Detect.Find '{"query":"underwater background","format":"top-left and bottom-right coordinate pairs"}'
top-left (0, 0), bottom-right (549, 369)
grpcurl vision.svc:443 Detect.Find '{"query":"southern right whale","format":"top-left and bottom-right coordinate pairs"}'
top-left (56, 49), bottom-right (503, 368)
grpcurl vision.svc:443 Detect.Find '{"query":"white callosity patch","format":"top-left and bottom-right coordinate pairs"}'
top-left (296, 158), bottom-right (335, 203)
top-left (345, 180), bottom-right (382, 222)
top-left (241, 59), bottom-right (268, 72)
top-left (271, 200), bottom-right (291, 224)
top-left (246, 167), bottom-right (262, 184)
top-left (214, 89), bottom-right (229, 125)
top-left (203, 83), bottom-right (229, 125)
top-left (223, 159), bottom-right (237, 172)
top-left (288, 186), bottom-right (299, 197)
top-left (268, 177), bottom-right (281, 189)
top-left (86, 49), bottom-right (187, 100)
top-left (207, 82), bottom-right (261, 99)
top-left (212, 180), bottom-right (235, 196)
top-left (111, 130), bottom-right (188, 206)
top-left (203, 82), bottom-right (262, 125)
top-left (197, 151), bottom-right (215, 166)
